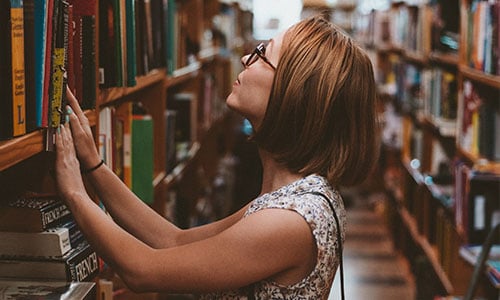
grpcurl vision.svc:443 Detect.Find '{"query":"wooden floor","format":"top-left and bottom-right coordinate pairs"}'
top-left (329, 191), bottom-right (416, 300)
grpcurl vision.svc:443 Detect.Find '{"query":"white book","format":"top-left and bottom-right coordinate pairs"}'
top-left (0, 227), bottom-right (71, 257)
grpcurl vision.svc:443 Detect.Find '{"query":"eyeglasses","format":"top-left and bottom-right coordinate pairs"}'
top-left (244, 43), bottom-right (276, 70)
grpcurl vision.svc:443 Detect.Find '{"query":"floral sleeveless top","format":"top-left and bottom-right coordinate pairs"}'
top-left (198, 174), bottom-right (346, 300)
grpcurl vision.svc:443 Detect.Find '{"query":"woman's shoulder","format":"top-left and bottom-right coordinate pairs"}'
top-left (246, 174), bottom-right (344, 218)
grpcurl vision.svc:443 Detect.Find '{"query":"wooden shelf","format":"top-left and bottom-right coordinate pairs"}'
top-left (429, 51), bottom-right (459, 67)
top-left (98, 69), bottom-right (167, 106)
top-left (162, 142), bottom-right (201, 189)
top-left (0, 131), bottom-right (45, 171)
top-left (456, 147), bottom-right (500, 175)
top-left (165, 63), bottom-right (201, 89)
top-left (0, 110), bottom-right (96, 171)
top-left (460, 66), bottom-right (500, 89)
top-left (399, 207), bottom-right (455, 294)
top-left (404, 51), bottom-right (428, 66)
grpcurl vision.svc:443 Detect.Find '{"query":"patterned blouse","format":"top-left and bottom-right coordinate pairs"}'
top-left (198, 174), bottom-right (346, 299)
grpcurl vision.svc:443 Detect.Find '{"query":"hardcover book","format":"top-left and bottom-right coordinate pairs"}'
top-left (0, 194), bottom-right (72, 232)
top-left (0, 0), bottom-right (27, 139)
top-left (131, 113), bottom-right (154, 204)
top-left (0, 220), bottom-right (84, 257)
top-left (0, 241), bottom-right (99, 282)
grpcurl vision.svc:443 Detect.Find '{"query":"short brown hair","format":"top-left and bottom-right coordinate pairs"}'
top-left (252, 16), bottom-right (380, 187)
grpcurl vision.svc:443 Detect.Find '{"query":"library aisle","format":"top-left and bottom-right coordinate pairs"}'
top-left (329, 191), bottom-right (416, 300)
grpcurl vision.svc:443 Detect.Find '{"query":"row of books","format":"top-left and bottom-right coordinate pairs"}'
top-left (454, 160), bottom-right (500, 245)
top-left (383, 54), bottom-right (500, 163)
top-left (466, 0), bottom-right (500, 76)
top-left (0, 193), bottom-right (100, 283)
top-left (354, 0), bottom-right (458, 55)
top-left (99, 102), bottom-right (155, 204)
top-left (0, 0), bottom-right (97, 141)
top-left (0, 0), bottom-right (209, 141)
top-left (99, 0), bottom-right (203, 88)
top-left (458, 80), bottom-right (500, 161)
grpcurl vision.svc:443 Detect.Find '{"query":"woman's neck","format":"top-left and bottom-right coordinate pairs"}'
top-left (258, 149), bottom-right (303, 195)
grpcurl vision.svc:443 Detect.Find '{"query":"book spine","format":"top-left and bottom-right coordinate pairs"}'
top-left (42, 0), bottom-right (55, 127)
top-left (10, 0), bottom-right (26, 137)
top-left (34, 0), bottom-right (48, 128)
top-left (23, 0), bottom-right (36, 133)
top-left (125, 0), bottom-right (137, 86)
top-left (66, 242), bottom-right (100, 282)
top-left (40, 202), bottom-right (72, 229)
top-left (49, 0), bottom-right (69, 127)
top-left (0, 227), bottom-right (71, 257)
top-left (81, 15), bottom-right (96, 109)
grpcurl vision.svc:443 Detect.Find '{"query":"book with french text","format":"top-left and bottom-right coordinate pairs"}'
top-left (0, 0), bottom-right (26, 139)
top-left (0, 194), bottom-right (72, 233)
top-left (0, 220), bottom-right (84, 257)
top-left (0, 241), bottom-right (99, 282)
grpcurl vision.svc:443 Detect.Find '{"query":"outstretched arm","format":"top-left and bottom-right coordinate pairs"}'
top-left (63, 88), bottom-right (247, 248)
top-left (55, 116), bottom-right (316, 294)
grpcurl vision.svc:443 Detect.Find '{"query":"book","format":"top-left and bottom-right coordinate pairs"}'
top-left (0, 241), bottom-right (99, 282)
top-left (114, 102), bottom-right (133, 187)
top-left (0, 220), bottom-right (84, 257)
top-left (42, 0), bottom-right (55, 128)
top-left (34, 0), bottom-right (49, 128)
top-left (68, 0), bottom-right (96, 109)
top-left (23, 0), bottom-right (37, 133)
top-left (0, 0), bottom-right (27, 139)
top-left (125, 0), bottom-right (137, 86)
top-left (0, 280), bottom-right (96, 300)
top-left (98, 0), bottom-right (119, 87)
top-left (466, 173), bottom-right (500, 244)
top-left (0, 194), bottom-right (72, 233)
top-left (132, 113), bottom-right (154, 204)
top-left (49, 0), bottom-right (70, 128)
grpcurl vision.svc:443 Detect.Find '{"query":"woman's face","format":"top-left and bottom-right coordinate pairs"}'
top-left (226, 32), bottom-right (284, 128)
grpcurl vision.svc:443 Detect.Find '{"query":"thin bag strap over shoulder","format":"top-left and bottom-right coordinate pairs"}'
top-left (308, 191), bottom-right (345, 300)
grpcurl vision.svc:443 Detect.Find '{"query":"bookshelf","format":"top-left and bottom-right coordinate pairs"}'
top-left (0, 0), bottom-right (252, 297)
top-left (355, 0), bottom-right (500, 298)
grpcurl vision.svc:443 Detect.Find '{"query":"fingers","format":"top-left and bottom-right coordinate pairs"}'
top-left (66, 87), bottom-right (85, 120)
top-left (66, 105), bottom-right (85, 134)
top-left (56, 124), bottom-right (76, 156)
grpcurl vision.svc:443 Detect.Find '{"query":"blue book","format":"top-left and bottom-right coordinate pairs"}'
top-left (34, 0), bottom-right (48, 127)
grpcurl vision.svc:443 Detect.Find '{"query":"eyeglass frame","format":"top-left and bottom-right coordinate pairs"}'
top-left (244, 43), bottom-right (276, 70)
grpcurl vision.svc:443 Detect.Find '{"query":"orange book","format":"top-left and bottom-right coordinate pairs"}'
top-left (0, 0), bottom-right (26, 139)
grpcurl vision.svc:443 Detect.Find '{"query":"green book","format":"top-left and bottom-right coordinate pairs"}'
top-left (131, 114), bottom-right (154, 204)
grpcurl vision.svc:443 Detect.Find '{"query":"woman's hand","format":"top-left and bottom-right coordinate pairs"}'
top-left (55, 123), bottom-right (87, 200)
top-left (65, 88), bottom-right (102, 170)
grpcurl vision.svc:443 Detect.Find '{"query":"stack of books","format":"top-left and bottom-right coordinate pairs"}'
top-left (0, 192), bottom-right (100, 282)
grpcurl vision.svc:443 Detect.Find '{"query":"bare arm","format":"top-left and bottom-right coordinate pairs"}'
top-left (55, 123), bottom-right (314, 293)
top-left (64, 88), bottom-right (247, 247)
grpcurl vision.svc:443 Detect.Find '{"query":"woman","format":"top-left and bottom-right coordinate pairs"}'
top-left (55, 16), bottom-right (378, 299)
